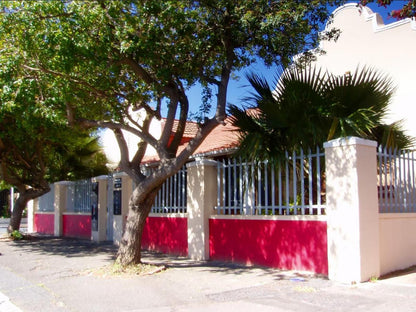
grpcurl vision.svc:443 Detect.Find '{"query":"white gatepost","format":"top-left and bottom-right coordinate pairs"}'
top-left (10, 188), bottom-right (14, 213)
top-left (54, 181), bottom-right (71, 237)
top-left (112, 172), bottom-right (132, 245)
top-left (92, 176), bottom-right (108, 242)
top-left (324, 137), bottom-right (380, 283)
top-left (186, 158), bottom-right (217, 261)
top-left (27, 199), bottom-right (34, 233)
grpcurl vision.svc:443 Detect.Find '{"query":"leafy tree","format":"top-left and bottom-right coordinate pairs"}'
top-left (0, 50), bottom-right (108, 234)
top-left (360, 0), bottom-right (416, 19)
top-left (229, 66), bottom-right (413, 163)
top-left (0, 0), bottom-right (345, 265)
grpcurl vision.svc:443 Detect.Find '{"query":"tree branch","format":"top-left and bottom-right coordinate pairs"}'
top-left (176, 117), bottom-right (219, 165)
top-left (66, 102), bottom-right (76, 126)
top-left (167, 87), bottom-right (189, 156)
top-left (23, 64), bottom-right (113, 99)
top-left (113, 128), bottom-right (130, 169)
top-left (76, 118), bottom-right (159, 149)
top-left (0, 160), bottom-right (26, 187)
top-left (159, 94), bottom-right (178, 155)
top-left (131, 113), bottom-right (152, 168)
top-left (121, 57), bottom-right (158, 86)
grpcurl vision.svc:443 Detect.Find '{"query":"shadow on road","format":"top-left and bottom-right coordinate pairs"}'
top-left (1, 236), bottom-right (322, 282)
top-left (4, 236), bottom-right (118, 259)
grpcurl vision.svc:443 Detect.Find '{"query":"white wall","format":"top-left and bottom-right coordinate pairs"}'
top-left (314, 3), bottom-right (416, 137)
top-left (379, 213), bottom-right (416, 275)
top-left (101, 109), bottom-right (162, 168)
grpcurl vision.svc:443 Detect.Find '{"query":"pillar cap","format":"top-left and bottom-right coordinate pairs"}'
top-left (186, 158), bottom-right (218, 168)
top-left (55, 181), bottom-right (73, 185)
top-left (113, 171), bottom-right (129, 178)
top-left (93, 175), bottom-right (109, 181)
top-left (324, 137), bottom-right (377, 149)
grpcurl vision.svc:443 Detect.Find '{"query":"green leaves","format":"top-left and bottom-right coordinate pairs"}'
top-left (0, 0), bottom-right (348, 175)
top-left (0, 1), bottom-right (345, 122)
top-left (230, 65), bottom-right (413, 164)
top-left (360, 1), bottom-right (416, 19)
top-left (0, 18), bottom-right (108, 191)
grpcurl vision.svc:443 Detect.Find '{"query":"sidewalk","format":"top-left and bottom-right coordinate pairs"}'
top-left (0, 236), bottom-right (415, 312)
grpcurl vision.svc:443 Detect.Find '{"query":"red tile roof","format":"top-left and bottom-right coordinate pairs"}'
top-left (161, 118), bottom-right (199, 138)
top-left (142, 117), bottom-right (240, 164)
top-left (193, 118), bottom-right (240, 155)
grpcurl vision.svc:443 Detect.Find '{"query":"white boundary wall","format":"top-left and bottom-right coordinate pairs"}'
top-left (379, 213), bottom-right (416, 275)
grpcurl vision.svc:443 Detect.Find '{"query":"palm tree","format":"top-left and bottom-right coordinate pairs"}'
top-left (229, 66), bottom-right (413, 163)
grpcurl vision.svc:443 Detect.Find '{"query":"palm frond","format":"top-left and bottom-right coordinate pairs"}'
top-left (372, 121), bottom-right (414, 150)
top-left (230, 65), bottom-right (408, 164)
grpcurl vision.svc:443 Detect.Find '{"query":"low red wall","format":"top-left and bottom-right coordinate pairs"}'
top-left (142, 216), bottom-right (188, 256)
top-left (62, 214), bottom-right (91, 239)
top-left (34, 213), bottom-right (54, 235)
top-left (209, 218), bottom-right (328, 275)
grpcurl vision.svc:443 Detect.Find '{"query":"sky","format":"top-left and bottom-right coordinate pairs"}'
top-left (186, 1), bottom-right (409, 118)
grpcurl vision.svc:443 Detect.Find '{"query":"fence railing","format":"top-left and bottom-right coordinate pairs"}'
top-left (35, 145), bottom-right (416, 216)
top-left (215, 147), bottom-right (326, 216)
top-left (69, 179), bottom-right (97, 213)
top-left (378, 147), bottom-right (416, 213)
top-left (38, 185), bottom-right (55, 212)
top-left (149, 166), bottom-right (187, 213)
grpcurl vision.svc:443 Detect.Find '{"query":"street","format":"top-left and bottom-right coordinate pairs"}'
top-left (0, 218), bottom-right (27, 235)
top-left (0, 237), bottom-right (415, 312)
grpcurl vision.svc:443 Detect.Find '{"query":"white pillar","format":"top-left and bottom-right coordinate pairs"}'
top-left (27, 199), bottom-right (34, 233)
top-left (186, 158), bottom-right (217, 261)
top-left (92, 176), bottom-right (108, 242)
top-left (112, 172), bottom-right (132, 245)
top-left (324, 137), bottom-right (380, 283)
top-left (54, 182), bottom-right (71, 237)
top-left (10, 188), bottom-right (14, 213)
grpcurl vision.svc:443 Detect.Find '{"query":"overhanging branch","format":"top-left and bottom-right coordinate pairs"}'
top-left (23, 64), bottom-right (113, 98)
top-left (76, 118), bottom-right (159, 150)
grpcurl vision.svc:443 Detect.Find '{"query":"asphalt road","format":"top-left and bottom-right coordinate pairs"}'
top-left (0, 218), bottom-right (27, 235)
top-left (0, 237), bottom-right (416, 312)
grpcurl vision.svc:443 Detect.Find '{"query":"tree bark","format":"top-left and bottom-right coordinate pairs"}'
top-left (116, 187), bottom-right (160, 266)
top-left (7, 187), bottom-right (49, 234)
top-left (7, 192), bottom-right (27, 234)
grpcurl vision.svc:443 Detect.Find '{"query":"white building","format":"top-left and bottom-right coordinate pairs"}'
top-left (313, 3), bottom-right (416, 137)
top-left (100, 109), bottom-right (162, 168)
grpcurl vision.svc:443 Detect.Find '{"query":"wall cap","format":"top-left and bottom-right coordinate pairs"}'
top-left (210, 214), bottom-right (327, 222)
top-left (186, 158), bottom-right (218, 168)
top-left (379, 212), bottom-right (416, 220)
top-left (148, 213), bottom-right (188, 218)
top-left (93, 175), bottom-right (109, 181)
top-left (323, 137), bottom-right (377, 149)
top-left (113, 172), bottom-right (129, 178)
top-left (55, 181), bottom-right (73, 186)
top-left (62, 212), bottom-right (91, 216)
top-left (331, 3), bottom-right (415, 33)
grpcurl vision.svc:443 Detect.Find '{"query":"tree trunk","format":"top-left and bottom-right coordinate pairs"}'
top-left (116, 187), bottom-right (160, 266)
top-left (7, 191), bottom-right (31, 234)
top-left (7, 187), bottom-right (50, 234)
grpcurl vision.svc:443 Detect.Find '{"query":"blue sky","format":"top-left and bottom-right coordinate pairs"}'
top-left (186, 1), bottom-right (408, 118)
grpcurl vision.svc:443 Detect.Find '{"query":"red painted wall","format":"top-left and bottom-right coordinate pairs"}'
top-left (62, 214), bottom-right (91, 239)
top-left (142, 216), bottom-right (188, 256)
top-left (209, 218), bottom-right (328, 275)
top-left (34, 213), bottom-right (54, 235)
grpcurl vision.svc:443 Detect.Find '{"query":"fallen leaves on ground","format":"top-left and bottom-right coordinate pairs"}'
top-left (83, 262), bottom-right (166, 278)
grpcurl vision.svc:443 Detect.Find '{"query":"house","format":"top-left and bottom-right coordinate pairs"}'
top-left (101, 109), bottom-right (240, 167)
top-left (312, 3), bottom-right (416, 137)
top-left (32, 4), bottom-right (416, 283)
